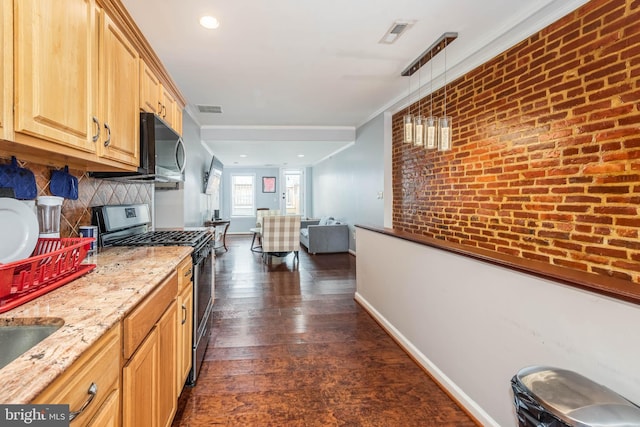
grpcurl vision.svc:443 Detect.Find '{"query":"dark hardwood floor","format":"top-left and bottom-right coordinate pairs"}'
top-left (173, 235), bottom-right (476, 426)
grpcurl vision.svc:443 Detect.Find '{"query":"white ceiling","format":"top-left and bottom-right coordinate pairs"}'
top-left (121, 0), bottom-right (588, 167)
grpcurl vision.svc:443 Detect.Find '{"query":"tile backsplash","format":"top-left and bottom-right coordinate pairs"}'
top-left (1, 156), bottom-right (152, 237)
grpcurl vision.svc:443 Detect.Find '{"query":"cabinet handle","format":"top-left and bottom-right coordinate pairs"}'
top-left (182, 304), bottom-right (187, 325)
top-left (184, 268), bottom-right (192, 278)
top-left (69, 382), bottom-right (98, 421)
top-left (161, 104), bottom-right (166, 118)
top-left (158, 101), bottom-right (163, 114)
top-left (91, 116), bottom-right (101, 142)
top-left (103, 123), bottom-right (111, 147)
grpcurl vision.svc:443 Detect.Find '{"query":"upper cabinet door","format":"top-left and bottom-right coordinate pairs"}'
top-left (0, 0), bottom-right (12, 140)
top-left (160, 85), bottom-right (176, 129)
top-left (139, 60), bottom-right (161, 114)
top-left (174, 105), bottom-right (183, 136)
top-left (98, 10), bottom-right (139, 166)
top-left (14, 0), bottom-right (97, 153)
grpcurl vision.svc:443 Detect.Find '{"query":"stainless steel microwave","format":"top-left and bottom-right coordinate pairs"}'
top-left (90, 112), bottom-right (186, 183)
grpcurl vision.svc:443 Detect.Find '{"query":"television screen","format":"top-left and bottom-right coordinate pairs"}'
top-left (205, 159), bottom-right (222, 210)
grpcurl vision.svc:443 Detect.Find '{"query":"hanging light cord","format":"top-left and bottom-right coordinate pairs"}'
top-left (429, 51), bottom-right (433, 117)
top-left (443, 39), bottom-right (447, 118)
top-left (417, 65), bottom-right (421, 117)
top-left (408, 70), bottom-right (411, 109)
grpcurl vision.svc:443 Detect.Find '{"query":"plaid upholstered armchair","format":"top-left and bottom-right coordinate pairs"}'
top-left (251, 209), bottom-right (281, 252)
top-left (261, 215), bottom-right (301, 262)
top-left (256, 208), bottom-right (280, 227)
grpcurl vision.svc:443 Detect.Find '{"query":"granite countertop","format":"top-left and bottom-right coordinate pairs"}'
top-left (0, 245), bottom-right (192, 404)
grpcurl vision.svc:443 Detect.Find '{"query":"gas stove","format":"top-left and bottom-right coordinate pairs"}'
top-left (92, 204), bottom-right (214, 387)
top-left (92, 204), bottom-right (211, 250)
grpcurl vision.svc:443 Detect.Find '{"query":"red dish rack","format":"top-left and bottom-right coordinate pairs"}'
top-left (0, 237), bottom-right (96, 313)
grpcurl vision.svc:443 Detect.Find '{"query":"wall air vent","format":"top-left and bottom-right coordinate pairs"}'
top-left (379, 20), bottom-right (414, 44)
top-left (197, 105), bottom-right (223, 114)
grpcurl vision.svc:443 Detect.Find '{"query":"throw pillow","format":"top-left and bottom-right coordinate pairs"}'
top-left (318, 216), bottom-right (334, 226)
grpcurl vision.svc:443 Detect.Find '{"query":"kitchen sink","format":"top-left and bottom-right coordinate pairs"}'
top-left (0, 318), bottom-right (64, 370)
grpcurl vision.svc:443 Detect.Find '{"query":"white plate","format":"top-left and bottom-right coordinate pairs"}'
top-left (0, 198), bottom-right (40, 264)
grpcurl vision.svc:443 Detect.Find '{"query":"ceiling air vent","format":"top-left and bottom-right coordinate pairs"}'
top-left (197, 105), bottom-right (223, 114)
top-left (379, 20), bottom-right (414, 44)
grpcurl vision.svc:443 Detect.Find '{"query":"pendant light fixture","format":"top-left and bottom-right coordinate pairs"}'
top-left (401, 33), bottom-right (457, 151)
top-left (438, 38), bottom-right (452, 152)
top-left (414, 65), bottom-right (425, 147)
top-left (425, 49), bottom-right (438, 150)
top-left (403, 71), bottom-right (413, 144)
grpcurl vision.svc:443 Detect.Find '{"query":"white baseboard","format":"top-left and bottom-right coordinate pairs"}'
top-left (354, 292), bottom-right (499, 427)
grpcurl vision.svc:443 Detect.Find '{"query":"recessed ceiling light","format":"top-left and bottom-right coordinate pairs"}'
top-left (239, 154), bottom-right (247, 158)
top-left (200, 15), bottom-right (219, 29)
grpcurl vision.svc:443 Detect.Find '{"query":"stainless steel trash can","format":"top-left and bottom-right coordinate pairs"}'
top-left (511, 366), bottom-right (640, 427)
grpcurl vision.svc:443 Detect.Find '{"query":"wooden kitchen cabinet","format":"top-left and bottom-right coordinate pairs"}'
top-left (158, 302), bottom-right (178, 427)
top-left (13, 0), bottom-right (98, 154)
top-left (174, 103), bottom-right (183, 135)
top-left (0, 0), bottom-right (12, 140)
top-left (33, 324), bottom-right (121, 427)
top-left (177, 255), bottom-right (193, 289)
top-left (5, 0), bottom-right (185, 170)
top-left (122, 303), bottom-right (178, 427)
top-left (11, 0), bottom-right (139, 170)
top-left (176, 256), bottom-right (193, 393)
top-left (160, 85), bottom-right (176, 129)
top-left (177, 281), bottom-right (193, 393)
top-left (139, 60), bottom-right (183, 136)
top-left (122, 270), bottom-right (177, 359)
top-left (122, 301), bottom-right (178, 427)
top-left (139, 60), bottom-right (162, 115)
top-left (122, 326), bottom-right (158, 427)
top-left (96, 7), bottom-right (139, 167)
top-left (86, 389), bottom-right (120, 427)
top-left (122, 268), bottom-right (182, 427)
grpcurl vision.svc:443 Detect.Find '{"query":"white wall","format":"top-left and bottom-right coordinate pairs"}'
top-left (155, 112), bottom-right (210, 227)
top-left (355, 227), bottom-right (640, 426)
top-left (221, 167), bottom-right (280, 233)
top-left (312, 113), bottom-right (385, 251)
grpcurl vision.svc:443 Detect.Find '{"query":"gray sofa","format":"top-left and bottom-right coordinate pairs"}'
top-left (300, 217), bottom-right (349, 254)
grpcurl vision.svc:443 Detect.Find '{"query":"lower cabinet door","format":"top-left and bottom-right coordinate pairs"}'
top-left (122, 328), bottom-right (158, 427)
top-left (177, 282), bottom-right (193, 394)
top-left (87, 388), bottom-right (120, 427)
top-left (158, 302), bottom-right (178, 427)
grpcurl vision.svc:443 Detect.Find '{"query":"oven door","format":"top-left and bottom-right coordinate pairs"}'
top-left (193, 244), bottom-right (213, 336)
top-left (188, 242), bottom-right (213, 385)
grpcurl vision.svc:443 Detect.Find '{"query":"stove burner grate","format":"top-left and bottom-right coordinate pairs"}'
top-left (112, 230), bottom-right (211, 248)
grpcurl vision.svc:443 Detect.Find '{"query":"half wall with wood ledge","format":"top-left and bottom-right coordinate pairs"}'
top-left (354, 224), bottom-right (640, 427)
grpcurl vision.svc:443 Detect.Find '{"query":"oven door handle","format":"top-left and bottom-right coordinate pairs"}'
top-left (194, 244), bottom-right (212, 265)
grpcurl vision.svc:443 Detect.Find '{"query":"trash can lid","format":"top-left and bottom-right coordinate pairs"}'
top-left (515, 366), bottom-right (640, 426)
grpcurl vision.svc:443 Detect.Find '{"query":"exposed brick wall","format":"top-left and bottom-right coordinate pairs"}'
top-left (392, 0), bottom-right (640, 284)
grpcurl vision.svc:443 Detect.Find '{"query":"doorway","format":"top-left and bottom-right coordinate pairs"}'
top-left (279, 169), bottom-right (305, 217)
